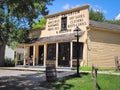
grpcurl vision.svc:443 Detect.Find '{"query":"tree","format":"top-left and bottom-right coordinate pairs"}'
top-left (89, 9), bottom-right (105, 22)
top-left (104, 20), bottom-right (120, 25)
top-left (0, 0), bottom-right (54, 66)
top-left (32, 17), bottom-right (46, 29)
top-left (89, 9), bottom-right (120, 25)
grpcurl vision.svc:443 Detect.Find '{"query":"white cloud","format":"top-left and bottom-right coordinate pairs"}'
top-left (62, 4), bottom-right (107, 14)
top-left (74, 5), bottom-right (80, 8)
top-left (115, 13), bottom-right (120, 20)
top-left (62, 4), bottom-right (71, 10)
top-left (62, 4), bottom-right (80, 10)
top-left (91, 5), bottom-right (107, 14)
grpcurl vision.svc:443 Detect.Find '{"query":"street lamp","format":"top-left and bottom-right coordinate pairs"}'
top-left (74, 26), bottom-right (84, 77)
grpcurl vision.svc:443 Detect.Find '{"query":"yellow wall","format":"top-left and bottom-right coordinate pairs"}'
top-left (40, 5), bottom-right (89, 38)
top-left (39, 6), bottom-right (90, 64)
top-left (87, 29), bottom-right (120, 67)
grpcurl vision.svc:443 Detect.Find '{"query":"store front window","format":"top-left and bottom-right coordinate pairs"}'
top-left (58, 42), bottom-right (70, 67)
top-left (47, 43), bottom-right (56, 60)
top-left (73, 42), bottom-right (83, 59)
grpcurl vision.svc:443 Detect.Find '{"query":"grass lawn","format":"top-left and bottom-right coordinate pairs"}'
top-left (80, 66), bottom-right (117, 71)
top-left (40, 73), bottom-right (120, 90)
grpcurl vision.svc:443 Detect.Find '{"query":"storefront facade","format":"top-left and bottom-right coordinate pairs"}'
top-left (16, 4), bottom-right (120, 68)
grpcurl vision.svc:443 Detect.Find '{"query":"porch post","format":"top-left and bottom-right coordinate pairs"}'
top-left (33, 45), bottom-right (36, 66)
top-left (44, 44), bottom-right (47, 66)
top-left (56, 43), bottom-right (58, 67)
top-left (23, 45), bottom-right (26, 65)
top-left (70, 42), bottom-right (73, 68)
top-left (35, 45), bottom-right (39, 65)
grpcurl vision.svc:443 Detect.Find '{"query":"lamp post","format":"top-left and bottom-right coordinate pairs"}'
top-left (74, 26), bottom-right (83, 77)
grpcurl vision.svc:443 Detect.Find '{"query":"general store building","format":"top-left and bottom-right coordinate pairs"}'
top-left (16, 5), bottom-right (120, 68)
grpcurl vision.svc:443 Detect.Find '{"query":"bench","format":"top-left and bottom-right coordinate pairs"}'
top-left (115, 56), bottom-right (120, 71)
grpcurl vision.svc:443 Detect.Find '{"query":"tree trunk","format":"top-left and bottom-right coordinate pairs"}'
top-left (0, 43), bottom-right (6, 66)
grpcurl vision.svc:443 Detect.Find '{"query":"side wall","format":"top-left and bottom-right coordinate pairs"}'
top-left (87, 29), bottom-right (120, 68)
top-left (5, 45), bottom-right (15, 60)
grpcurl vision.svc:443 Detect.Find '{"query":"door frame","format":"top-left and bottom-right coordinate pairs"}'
top-left (58, 42), bottom-right (70, 67)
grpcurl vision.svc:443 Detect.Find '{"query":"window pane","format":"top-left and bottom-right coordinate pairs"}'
top-left (47, 43), bottom-right (56, 60)
top-left (73, 42), bottom-right (83, 59)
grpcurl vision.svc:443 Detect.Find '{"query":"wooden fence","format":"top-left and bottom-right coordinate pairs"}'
top-left (92, 65), bottom-right (100, 90)
top-left (115, 56), bottom-right (120, 71)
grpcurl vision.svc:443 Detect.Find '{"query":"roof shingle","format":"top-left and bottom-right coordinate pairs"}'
top-left (90, 20), bottom-right (120, 31)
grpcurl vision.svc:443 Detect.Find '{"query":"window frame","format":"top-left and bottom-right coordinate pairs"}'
top-left (61, 16), bottom-right (67, 30)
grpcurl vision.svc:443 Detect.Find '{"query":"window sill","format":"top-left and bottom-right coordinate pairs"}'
top-left (72, 59), bottom-right (83, 61)
top-left (59, 29), bottom-right (71, 33)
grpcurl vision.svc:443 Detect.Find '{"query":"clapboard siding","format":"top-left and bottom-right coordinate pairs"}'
top-left (88, 29), bottom-right (120, 67)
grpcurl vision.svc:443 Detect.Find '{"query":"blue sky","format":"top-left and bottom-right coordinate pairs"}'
top-left (47, 0), bottom-right (120, 20)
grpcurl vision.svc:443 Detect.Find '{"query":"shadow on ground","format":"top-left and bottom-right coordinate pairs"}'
top-left (0, 73), bottom-right (47, 90)
top-left (0, 72), bottom-right (89, 90)
top-left (39, 72), bottom-right (89, 90)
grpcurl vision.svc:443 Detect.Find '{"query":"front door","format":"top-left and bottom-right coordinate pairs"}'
top-left (58, 42), bottom-right (70, 67)
top-left (38, 45), bottom-right (44, 65)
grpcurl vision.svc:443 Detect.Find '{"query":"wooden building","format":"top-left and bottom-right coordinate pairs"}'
top-left (16, 4), bottom-right (120, 68)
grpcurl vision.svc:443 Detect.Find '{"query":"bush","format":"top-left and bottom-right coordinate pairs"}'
top-left (4, 58), bottom-right (15, 67)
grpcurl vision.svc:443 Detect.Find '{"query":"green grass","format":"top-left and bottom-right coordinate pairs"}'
top-left (72, 66), bottom-right (92, 71)
top-left (79, 66), bottom-right (118, 71)
top-left (80, 66), bottom-right (92, 71)
top-left (40, 73), bottom-right (120, 90)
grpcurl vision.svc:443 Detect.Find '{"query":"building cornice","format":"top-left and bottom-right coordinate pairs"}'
top-left (45, 4), bottom-right (89, 18)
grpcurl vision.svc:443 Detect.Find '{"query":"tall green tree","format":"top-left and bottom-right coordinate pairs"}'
top-left (32, 17), bottom-right (46, 29)
top-left (104, 20), bottom-right (120, 25)
top-left (89, 9), bottom-right (120, 25)
top-left (89, 9), bottom-right (105, 22)
top-left (0, 0), bottom-right (54, 66)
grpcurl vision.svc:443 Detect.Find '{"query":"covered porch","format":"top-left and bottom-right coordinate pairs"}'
top-left (15, 33), bottom-right (85, 67)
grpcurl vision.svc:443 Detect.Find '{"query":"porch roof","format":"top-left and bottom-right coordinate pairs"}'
top-left (25, 33), bottom-right (76, 44)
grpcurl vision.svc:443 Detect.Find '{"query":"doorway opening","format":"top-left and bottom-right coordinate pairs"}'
top-left (58, 42), bottom-right (70, 67)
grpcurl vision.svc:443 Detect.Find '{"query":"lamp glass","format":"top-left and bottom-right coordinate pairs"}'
top-left (74, 26), bottom-right (82, 37)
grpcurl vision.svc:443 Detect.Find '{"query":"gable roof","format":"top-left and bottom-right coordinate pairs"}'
top-left (90, 20), bottom-right (120, 32)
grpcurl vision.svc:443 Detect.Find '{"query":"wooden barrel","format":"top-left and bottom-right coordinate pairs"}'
top-left (46, 65), bottom-right (57, 82)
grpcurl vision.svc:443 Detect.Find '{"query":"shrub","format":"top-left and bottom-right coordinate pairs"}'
top-left (4, 58), bottom-right (15, 67)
